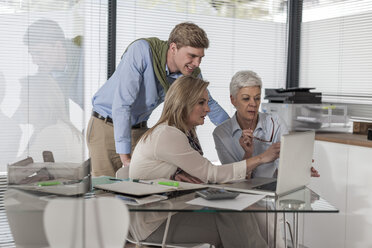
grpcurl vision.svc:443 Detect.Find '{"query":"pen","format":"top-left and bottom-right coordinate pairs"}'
top-left (133, 179), bottom-right (153, 185)
top-left (158, 181), bottom-right (179, 187)
top-left (109, 178), bottom-right (125, 181)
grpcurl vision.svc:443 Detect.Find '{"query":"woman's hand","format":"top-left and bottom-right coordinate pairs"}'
top-left (311, 166), bottom-right (320, 177)
top-left (174, 170), bottom-right (203, 184)
top-left (239, 129), bottom-right (254, 158)
top-left (260, 142), bottom-right (280, 163)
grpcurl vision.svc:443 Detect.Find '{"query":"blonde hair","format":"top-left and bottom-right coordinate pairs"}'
top-left (143, 76), bottom-right (209, 140)
top-left (168, 22), bottom-right (209, 49)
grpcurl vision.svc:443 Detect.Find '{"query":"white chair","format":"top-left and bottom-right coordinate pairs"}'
top-left (43, 197), bottom-right (130, 248)
top-left (116, 166), bottom-right (130, 179)
top-left (126, 232), bottom-right (213, 248)
top-left (115, 166), bottom-right (212, 248)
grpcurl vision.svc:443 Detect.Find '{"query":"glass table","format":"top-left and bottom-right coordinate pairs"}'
top-left (3, 184), bottom-right (338, 248)
top-left (120, 187), bottom-right (338, 248)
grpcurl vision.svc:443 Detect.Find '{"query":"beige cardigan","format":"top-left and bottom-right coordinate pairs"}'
top-left (128, 123), bottom-right (247, 240)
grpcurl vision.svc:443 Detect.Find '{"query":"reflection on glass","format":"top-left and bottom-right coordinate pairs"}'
top-left (0, 72), bottom-right (21, 170)
top-left (279, 199), bottom-right (306, 210)
top-left (12, 19), bottom-right (84, 163)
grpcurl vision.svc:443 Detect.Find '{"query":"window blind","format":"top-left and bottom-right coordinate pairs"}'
top-left (116, 0), bottom-right (288, 161)
top-left (0, 1), bottom-right (98, 171)
top-left (300, 0), bottom-right (372, 120)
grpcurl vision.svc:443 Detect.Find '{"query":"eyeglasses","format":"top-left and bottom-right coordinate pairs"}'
top-left (253, 118), bottom-right (274, 143)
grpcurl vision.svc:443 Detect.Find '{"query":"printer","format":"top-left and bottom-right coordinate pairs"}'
top-left (262, 88), bottom-right (349, 132)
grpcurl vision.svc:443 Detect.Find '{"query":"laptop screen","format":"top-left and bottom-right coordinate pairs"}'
top-left (276, 131), bottom-right (315, 196)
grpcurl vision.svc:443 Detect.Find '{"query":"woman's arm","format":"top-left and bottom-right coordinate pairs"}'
top-left (245, 142), bottom-right (280, 175)
top-left (155, 126), bottom-right (247, 184)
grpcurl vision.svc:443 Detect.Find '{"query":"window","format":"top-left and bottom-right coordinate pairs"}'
top-left (300, 0), bottom-right (372, 120)
top-left (0, 0), bottom-right (107, 171)
top-left (116, 0), bottom-right (288, 161)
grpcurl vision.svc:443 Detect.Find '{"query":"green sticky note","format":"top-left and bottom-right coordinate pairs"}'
top-left (37, 181), bottom-right (61, 186)
top-left (158, 181), bottom-right (179, 187)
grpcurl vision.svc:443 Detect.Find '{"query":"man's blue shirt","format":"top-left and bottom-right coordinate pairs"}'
top-left (92, 39), bottom-right (229, 154)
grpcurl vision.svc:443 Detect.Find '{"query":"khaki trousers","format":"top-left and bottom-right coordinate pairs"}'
top-left (86, 116), bottom-right (148, 177)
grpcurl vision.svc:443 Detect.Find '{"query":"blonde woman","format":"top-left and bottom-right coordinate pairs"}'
top-left (129, 76), bottom-right (279, 247)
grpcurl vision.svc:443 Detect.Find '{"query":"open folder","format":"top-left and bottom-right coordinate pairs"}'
top-left (94, 178), bottom-right (207, 197)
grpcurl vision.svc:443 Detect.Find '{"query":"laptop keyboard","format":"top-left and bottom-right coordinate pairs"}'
top-left (255, 181), bottom-right (277, 191)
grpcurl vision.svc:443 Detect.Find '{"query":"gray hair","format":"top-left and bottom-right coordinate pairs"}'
top-left (230, 70), bottom-right (262, 98)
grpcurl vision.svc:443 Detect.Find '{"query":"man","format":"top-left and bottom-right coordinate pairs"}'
top-left (22, 19), bottom-right (84, 110)
top-left (87, 22), bottom-right (229, 177)
top-left (12, 19), bottom-right (84, 162)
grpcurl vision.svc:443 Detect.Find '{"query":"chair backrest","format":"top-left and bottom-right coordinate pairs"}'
top-left (43, 197), bottom-right (130, 248)
top-left (116, 166), bottom-right (129, 179)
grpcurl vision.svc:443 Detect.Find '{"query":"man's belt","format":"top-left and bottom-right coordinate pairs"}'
top-left (92, 111), bottom-right (113, 123)
top-left (92, 111), bottom-right (147, 129)
top-left (131, 121), bottom-right (147, 129)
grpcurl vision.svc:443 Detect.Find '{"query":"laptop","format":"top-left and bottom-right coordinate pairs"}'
top-left (212, 131), bottom-right (315, 197)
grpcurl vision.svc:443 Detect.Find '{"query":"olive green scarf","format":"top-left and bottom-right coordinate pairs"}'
top-left (124, 37), bottom-right (201, 92)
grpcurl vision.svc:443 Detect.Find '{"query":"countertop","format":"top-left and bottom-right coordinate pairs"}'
top-left (315, 132), bottom-right (372, 148)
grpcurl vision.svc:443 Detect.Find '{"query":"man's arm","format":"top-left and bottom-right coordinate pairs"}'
top-left (112, 40), bottom-right (149, 164)
top-left (206, 90), bottom-right (230, 126)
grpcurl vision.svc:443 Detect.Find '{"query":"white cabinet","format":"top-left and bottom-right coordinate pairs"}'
top-left (301, 140), bottom-right (372, 248)
top-left (345, 146), bottom-right (372, 247)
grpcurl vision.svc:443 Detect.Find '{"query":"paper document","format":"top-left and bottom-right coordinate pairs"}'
top-left (186, 193), bottom-right (265, 211)
top-left (115, 194), bottom-right (168, 206)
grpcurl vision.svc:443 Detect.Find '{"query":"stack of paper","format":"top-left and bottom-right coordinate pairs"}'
top-left (186, 193), bottom-right (265, 211)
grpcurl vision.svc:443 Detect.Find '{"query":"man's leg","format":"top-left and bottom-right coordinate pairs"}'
top-left (86, 116), bottom-right (121, 177)
top-left (131, 126), bottom-right (149, 153)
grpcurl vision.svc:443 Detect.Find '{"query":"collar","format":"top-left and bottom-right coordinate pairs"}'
top-left (231, 112), bottom-right (242, 137)
top-left (231, 112), bottom-right (269, 135)
top-left (255, 112), bottom-right (265, 132)
top-left (165, 64), bottom-right (183, 78)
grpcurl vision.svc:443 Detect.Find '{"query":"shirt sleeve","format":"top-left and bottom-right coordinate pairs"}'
top-left (154, 127), bottom-right (246, 184)
top-left (112, 41), bottom-right (148, 154)
top-left (212, 127), bottom-right (238, 164)
top-left (206, 89), bottom-right (230, 126)
top-left (272, 114), bottom-right (289, 170)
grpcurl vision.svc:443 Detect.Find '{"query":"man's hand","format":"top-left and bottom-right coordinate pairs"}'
top-left (120, 153), bottom-right (131, 167)
top-left (174, 170), bottom-right (203, 184)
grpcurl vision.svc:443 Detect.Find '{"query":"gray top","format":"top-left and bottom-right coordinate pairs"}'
top-left (213, 112), bottom-right (289, 178)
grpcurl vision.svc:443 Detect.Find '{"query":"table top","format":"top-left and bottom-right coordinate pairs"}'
top-left (96, 186), bottom-right (338, 214)
top-left (4, 182), bottom-right (339, 214)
